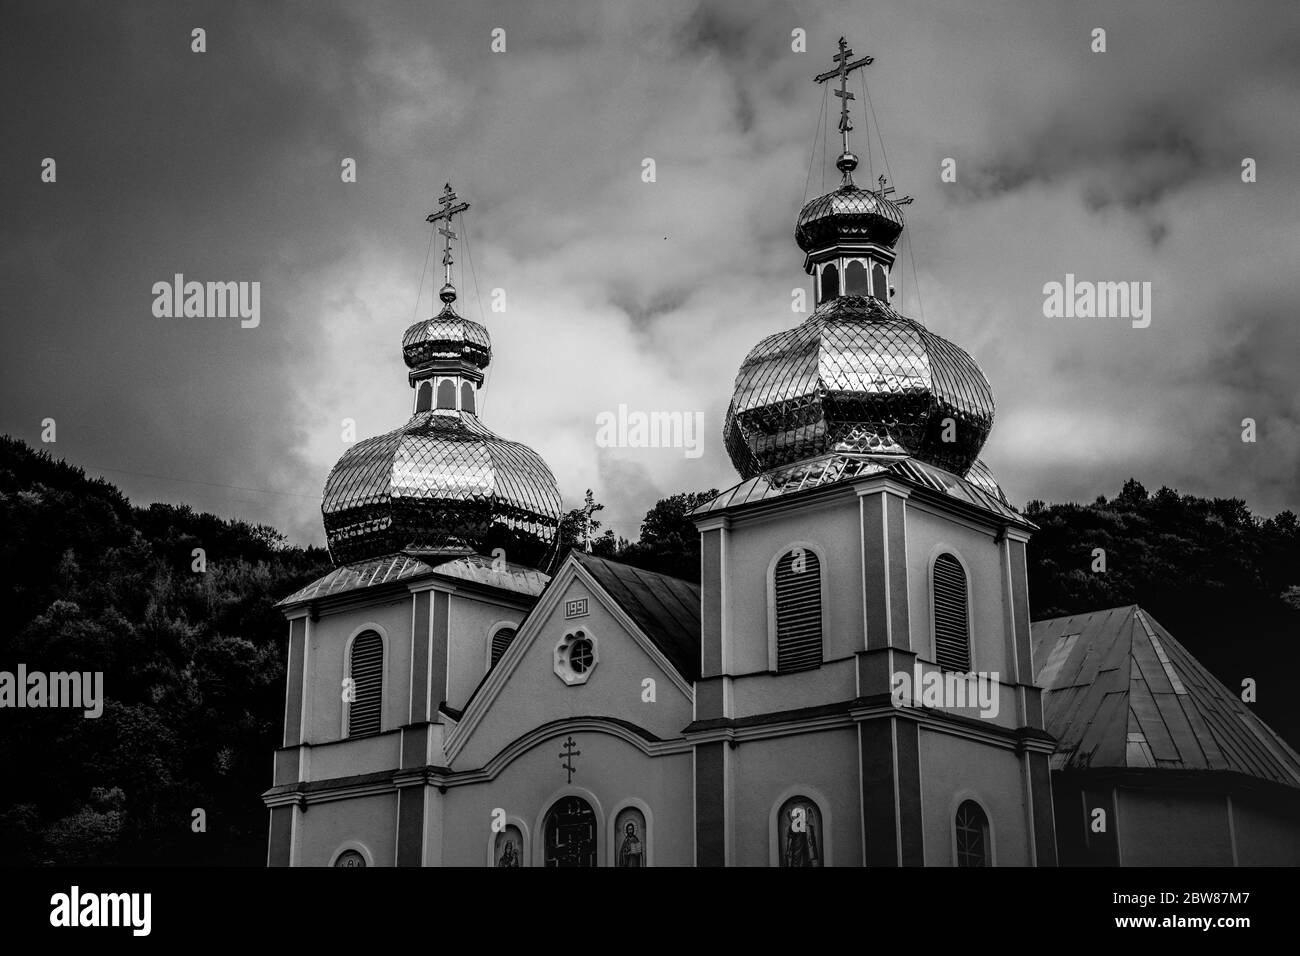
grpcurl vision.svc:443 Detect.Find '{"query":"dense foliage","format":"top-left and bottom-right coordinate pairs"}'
top-left (0, 437), bottom-right (331, 864)
top-left (2, 438), bottom-right (1295, 865)
top-left (1025, 478), bottom-right (1300, 747)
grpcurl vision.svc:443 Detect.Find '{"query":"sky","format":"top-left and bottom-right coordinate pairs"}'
top-left (3, 0), bottom-right (1298, 548)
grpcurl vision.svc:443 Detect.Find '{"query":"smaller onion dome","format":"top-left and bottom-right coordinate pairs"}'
top-left (795, 179), bottom-right (907, 253)
top-left (402, 303), bottom-right (491, 371)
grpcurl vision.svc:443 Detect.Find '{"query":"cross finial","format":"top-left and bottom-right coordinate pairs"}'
top-left (426, 182), bottom-right (471, 305)
top-left (814, 36), bottom-right (873, 182)
top-left (875, 172), bottom-right (914, 206)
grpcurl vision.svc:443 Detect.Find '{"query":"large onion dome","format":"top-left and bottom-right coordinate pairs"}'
top-left (322, 409), bottom-right (562, 567)
top-left (724, 294), bottom-right (994, 480)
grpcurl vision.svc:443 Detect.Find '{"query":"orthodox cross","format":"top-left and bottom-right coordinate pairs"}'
top-left (814, 36), bottom-right (873, 159)
top-left (875, 172), bottom-right (914, 206)
top-left (426, 183), bottom-right (471, 292)
top-left (558, 736), bottom-right (581, 783)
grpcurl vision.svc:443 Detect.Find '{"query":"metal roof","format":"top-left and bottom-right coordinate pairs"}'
top-left (572, 553), bottom-right (701, 682)
top-left (694, 452), bottom-right (1032, 528)
top-left (1032, 605), bottom-right (1300, 789)
top-left (277, 552), bottom-right (548, 608)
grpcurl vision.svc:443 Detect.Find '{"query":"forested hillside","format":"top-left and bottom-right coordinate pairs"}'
top-left (0, 437), bottom-right (331, 864)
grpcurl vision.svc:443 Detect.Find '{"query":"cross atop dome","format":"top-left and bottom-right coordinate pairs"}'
top-left (426, 182), bottom-right (471, 304)
top-left (814, 36), bottom-right (873, 182)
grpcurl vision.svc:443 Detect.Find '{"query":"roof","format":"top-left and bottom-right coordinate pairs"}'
top-left (1032, 605), bottom-right (1300, 789)
top-left (277, 552), bottom-right (548, 609)
top-left (572, 553), bottom-right (702, 682)
top-left (694, 452), bottom-right (1032, 529)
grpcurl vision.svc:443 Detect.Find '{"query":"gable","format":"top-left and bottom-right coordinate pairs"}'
top-left (445, 557), bottom-right (695, 769)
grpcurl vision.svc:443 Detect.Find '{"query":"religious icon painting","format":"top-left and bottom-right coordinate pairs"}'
top-left (614, 807), bottom-right (647, 867)
top-left (778, 797), bottom-right (822, 867)
top-left (494, 825), bottom-right (523, 867)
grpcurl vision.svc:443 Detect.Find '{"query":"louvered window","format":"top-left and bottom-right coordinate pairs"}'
top-left (933, 553), bottom-right (970, 671)
top-left (347, 630), bottom-right (383, 738)
top-left (490, 626), bottom-right (517, 667)
top-left (774, 548), bottom-right (822, 672)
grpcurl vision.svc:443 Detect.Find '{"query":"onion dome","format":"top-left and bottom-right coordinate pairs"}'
top-left (322, 409), bottom-right (563, 567)
top-left (321, 182), bottom-right (563, 569)
top-left (724, 294), bottom-right (994, 479)
top-left (796, 179), bottom-right (907, 253)
top-left (402, 305), bottom-right (491, 371)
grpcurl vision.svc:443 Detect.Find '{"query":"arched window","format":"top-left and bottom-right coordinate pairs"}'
top-left (777, 796), bottom-right (823, 867)
top-left (844, 259), bottom-right (870, 295)
top-left (436, 379), bottom-right (456, 410)
top-left (347, 630), bottom-right (383, 738)
top-left (489, 626), bottom-right (517, 667)
top-left (933, 553), bottom-right (970, 671)
top-left (819, 262), bottom-right (839, 303)
top-left (461, 381), bottom-right (476, 414)
top-left (774, 547), bottom-right (822, 672)
top-left (955, 800), bottom-right (990, 867)
top-left (544, 796), bottom-right (597, 867)
top-left (415, 380), bottom-right (433, 413)
top-left (872, 263), bottom-right (888, 301)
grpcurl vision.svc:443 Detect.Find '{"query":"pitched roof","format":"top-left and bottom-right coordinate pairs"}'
top-left (1032, 605), bottom-right (1300, 789)
top-left (277, 552), bottom-right (548, 608)
top-left (571, 553), bottom-right (701, 682)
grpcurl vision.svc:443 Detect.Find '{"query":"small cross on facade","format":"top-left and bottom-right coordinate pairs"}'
top-left (558, 735), bottom-right (581, 783)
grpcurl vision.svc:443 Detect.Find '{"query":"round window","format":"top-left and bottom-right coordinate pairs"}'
top-left (334, 850), bottom-right (366, 867)
top-left (569, 637), bottom-right (594, 674)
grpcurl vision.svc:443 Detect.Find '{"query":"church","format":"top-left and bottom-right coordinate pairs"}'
top-left (262, 38), bottom-right (1300, 867)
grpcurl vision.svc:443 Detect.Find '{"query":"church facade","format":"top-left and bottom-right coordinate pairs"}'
top-left (264, 38), bottom-right (1298, 866)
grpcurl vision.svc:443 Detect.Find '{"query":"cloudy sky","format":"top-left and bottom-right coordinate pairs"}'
top-left (3, 0), bottom-right (1298, 548)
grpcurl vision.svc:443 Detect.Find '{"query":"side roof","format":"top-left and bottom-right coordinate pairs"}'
top-left (1032, 605), bottom-right (1300, 789)
top-left (570, 552), bottom-right (702, 682)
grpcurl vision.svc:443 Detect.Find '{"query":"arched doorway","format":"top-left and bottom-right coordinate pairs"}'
top-left (544, 796), bottom-right (597, 867)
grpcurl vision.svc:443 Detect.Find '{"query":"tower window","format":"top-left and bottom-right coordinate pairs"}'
top-left (347, 630), bottom-right (383, 738)
top-left (872, 263), bottom-right (888, 302)
top-left (415, 380), bottom-right (433, 413)
top-left (844, 260), bottom-right (869, 295)
top-left (461, 381), bottom-right (476, 414)
top-left (436, 379), bottom-right (456, 410)
top-left (774, 547), bottom-right (822, 672)
top-left (489, 626), bottom-right (517, 667)
top-left (819, 262), bottom-right (839, 303)
top-left (955, 800), bottom-right (990, 866)
top-left (933, 553), bottom-right (971, 671)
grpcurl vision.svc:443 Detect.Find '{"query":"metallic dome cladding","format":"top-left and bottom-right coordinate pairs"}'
top-left (402, 305), bottom-right (491, 371)
top-left (322, 409), bottom-right (563, 567)
top-left (795, 181), bottom-right (907, 253)
top-left (724, 295), bottom-right (995, 479)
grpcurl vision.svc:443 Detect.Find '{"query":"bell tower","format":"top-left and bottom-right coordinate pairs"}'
top-left (689, 36), bottom-right (1058, 867)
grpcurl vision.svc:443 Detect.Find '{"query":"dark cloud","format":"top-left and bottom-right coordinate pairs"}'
top-left (3, 0), bottom-right (1297, 552)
